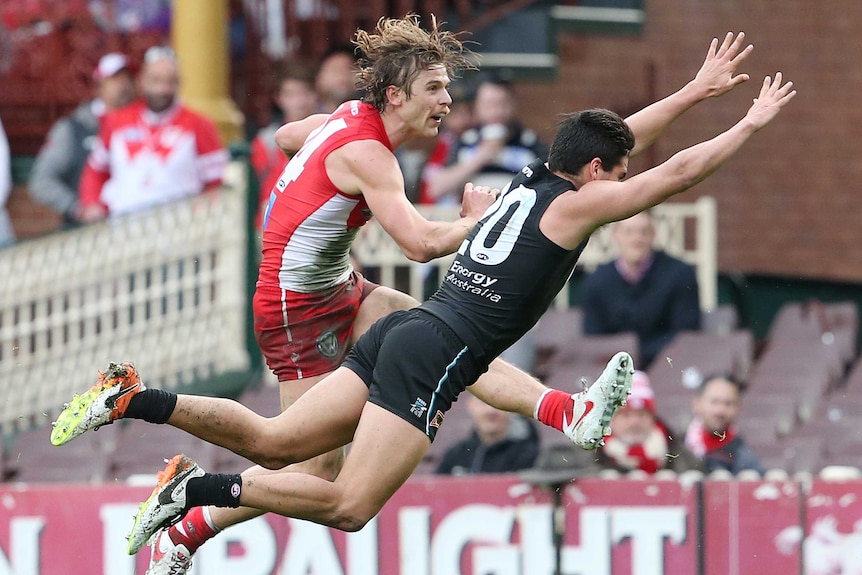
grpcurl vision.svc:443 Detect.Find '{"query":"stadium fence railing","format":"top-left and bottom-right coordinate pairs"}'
top-left (0, 163), bottom-right (252, 434)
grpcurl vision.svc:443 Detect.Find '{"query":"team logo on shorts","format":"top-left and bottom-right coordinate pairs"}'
top-left (429, 410), bottom-right (445, 428)
top-left (410, 398), bottom-right (428, 418)
top-left (316, 330), bottom-right (340, 360)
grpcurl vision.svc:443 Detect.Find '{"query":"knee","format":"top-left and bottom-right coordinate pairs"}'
top-left (318, 489), bottom-right (380, 532)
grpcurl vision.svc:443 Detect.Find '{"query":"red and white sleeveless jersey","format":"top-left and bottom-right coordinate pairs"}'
top-left (258, 101), bottom-right (391, 293)
top-left (80, 101), bottom-right (227, 216)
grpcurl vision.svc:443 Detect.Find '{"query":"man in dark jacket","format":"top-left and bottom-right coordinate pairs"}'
top-left (581, 210), bottom-right (701, 368)
top-left (685, 375), bottom-right (765, 475)
top-left (436, 394), bottom-right (540, 475)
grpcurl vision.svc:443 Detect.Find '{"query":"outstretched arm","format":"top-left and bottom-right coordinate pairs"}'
top-left (627, 32), bottom-right (753, 156)
top-left (329, 140), bottom-right (498, 262)
top-left (552, 73), bottom-right (796, 247)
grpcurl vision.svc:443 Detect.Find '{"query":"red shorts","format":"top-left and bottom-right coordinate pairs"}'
top-left (253, 271), bottom-right (378, 381)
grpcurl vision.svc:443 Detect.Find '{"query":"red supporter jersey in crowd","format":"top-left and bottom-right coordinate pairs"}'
top-left (257, 101), bottom-right (391, 293)
top-left (80, 100), bottom-right (228, 216)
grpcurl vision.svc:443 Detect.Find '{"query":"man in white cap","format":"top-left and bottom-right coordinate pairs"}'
top-left (28, 52), bottom-right (136, 226)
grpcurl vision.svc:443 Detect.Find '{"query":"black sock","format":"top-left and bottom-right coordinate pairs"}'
top-left (185, 474), bottom-right (243, 508)
top-left (124, 389), bottom-right (178, 424)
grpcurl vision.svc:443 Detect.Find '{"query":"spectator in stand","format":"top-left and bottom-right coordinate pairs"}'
top-left (581, 210), bottom-right (701, 368)
top-left (251, 62), bottom-right (319, 229)
top-left (28, 52), bottom-right (136, 227)
top-left (436, 394), bottom-right (540, 475)
top-left (315, 45), bottom-right (361, 114)
top-left (685, 374), bottom-right (765, 475)
top-left (597, 371), bottom-right (702, 474)
top-left (425, 73), bottom-right (548, 198)
top-left (78, 46), bottom-right (229, 222)
top-left (0, 116), bottom-right (13, 247)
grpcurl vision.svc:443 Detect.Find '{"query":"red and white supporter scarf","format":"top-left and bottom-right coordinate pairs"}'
top-left (602, 424), bottom-right (670, 474)
top-left (684, 417), bottom-right (737, 456)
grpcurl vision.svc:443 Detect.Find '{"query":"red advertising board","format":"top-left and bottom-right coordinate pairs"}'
top-left (802, 480), bottom-right (862, 575)
top-left (556, 478), bottom-right (699, 575)
top-left (2, 475), bottom-right (861, 574)
top-left (702, 480), bottom-right (802, 575)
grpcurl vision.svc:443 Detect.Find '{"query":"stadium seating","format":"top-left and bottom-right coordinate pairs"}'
top-left (530, 299), bottom-right (861, 479)
top-left (700, 304), bottom-right (740, 336)
top-left (4, 424), bottom-right (118, 483)
top-left (746, 435), bottom-right (824, 474)
top-left (108, 419), bottom-right (218, 481)
top-left (646, 329), bottom-right (755, 395)
top-left (843, 355), bottom-right (862, 392)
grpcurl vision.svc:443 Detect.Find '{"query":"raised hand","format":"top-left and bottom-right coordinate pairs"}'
top-left (745, 72), bottom-right (797, 130)
top-left (692, 32), bottom-right (754, 98)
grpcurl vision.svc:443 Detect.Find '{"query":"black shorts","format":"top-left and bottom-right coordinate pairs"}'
top-left (343, 309), bottom-right (485, 442)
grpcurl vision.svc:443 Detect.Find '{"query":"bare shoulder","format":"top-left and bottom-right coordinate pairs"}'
top-left (542, 181), bottom-right (621, 248)
top-left (338, 138), bottom-right (395, 157)
top-left (326, 139), bottom-right (403, 195)
top-left (331, 139), bottom-right (400, 174)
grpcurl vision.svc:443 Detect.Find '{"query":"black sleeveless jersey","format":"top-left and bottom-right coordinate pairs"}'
top-left (421, 159), bottom-right (588, 363)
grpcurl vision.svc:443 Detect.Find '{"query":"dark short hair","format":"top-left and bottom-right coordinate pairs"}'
top-left (322, 44), bottom-right (359, 63)
top-left (547, 108), bottom-right (635, 176)
top-left (475, 71), bottom-right (513, 92)
top-left (273, 62), bottom-right (317, 91)
top-left (697, 373), bottom-right (746, 395)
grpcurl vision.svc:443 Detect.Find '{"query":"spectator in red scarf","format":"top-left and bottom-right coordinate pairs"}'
top-left (598, 371), bottom-right (701, 474)
top-left (685, 374), bottom-right (765, 475)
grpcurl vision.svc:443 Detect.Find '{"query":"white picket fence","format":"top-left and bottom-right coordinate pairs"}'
top-left (352, 196), bottom-right (718, 311)
top-left (0, 165), bottom-right (251, 433)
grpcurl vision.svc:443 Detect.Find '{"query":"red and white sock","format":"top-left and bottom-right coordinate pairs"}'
top-left (534, 389), bottom-right (574, 432)
top-left (167, 506), bottom-right (220, 554)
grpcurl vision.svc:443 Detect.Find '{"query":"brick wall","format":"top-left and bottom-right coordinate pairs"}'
top-left (515, 0), bottom-right (862, 282)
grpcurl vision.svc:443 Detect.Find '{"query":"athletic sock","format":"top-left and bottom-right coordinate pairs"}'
top-left (185, 473), bottom-right (243, 509)
top-left (535, 389), bottom-right (574, 432)
top-left (168, 506), bottom-right (220, 554)
top-left (124, 389), bottom-right (178, 423)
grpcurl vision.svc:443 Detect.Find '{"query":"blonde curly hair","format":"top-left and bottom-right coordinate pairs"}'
top-left (353, 14), bottom-right (476, 112)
